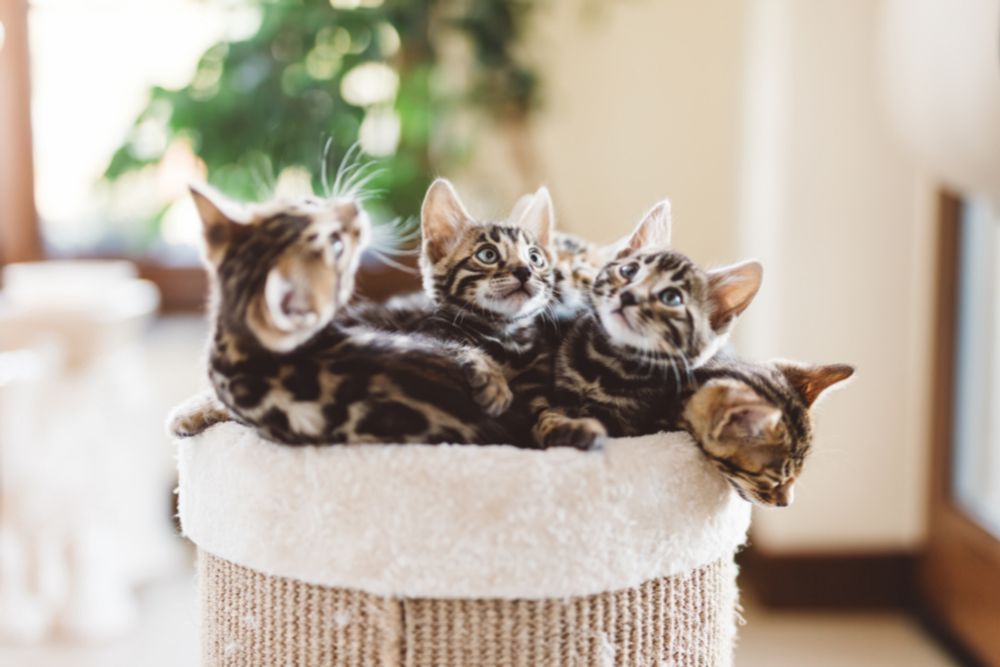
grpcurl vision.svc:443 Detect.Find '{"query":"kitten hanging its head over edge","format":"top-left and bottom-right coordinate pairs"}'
top-left (684, 357), bottom-right (855, 506)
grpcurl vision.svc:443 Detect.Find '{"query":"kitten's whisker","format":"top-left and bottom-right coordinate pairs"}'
top-left (320, 136), bottom-right (334, 197)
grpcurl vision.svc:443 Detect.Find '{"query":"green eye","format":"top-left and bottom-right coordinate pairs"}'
top-left (659, 287), bottom-right (683, 306)
top-left (476, 246), bottom-right (499, 264)
top-left (528, 248), bottom-right (546, 267)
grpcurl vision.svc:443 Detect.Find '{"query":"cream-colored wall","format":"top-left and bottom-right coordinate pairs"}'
top-left (463, 0), bottom-right (749, 267)
top-left (735, 0), bottom-right (934, 552)
top-left (464, 0), bottom-right (936, 552)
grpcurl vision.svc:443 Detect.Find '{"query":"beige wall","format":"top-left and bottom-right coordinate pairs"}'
top-left (466, 0), bottom-right (938, 553)
top-left (735, 0), bottom-right (935, 552)
top-left (464, 0), bottom-right (749, 267)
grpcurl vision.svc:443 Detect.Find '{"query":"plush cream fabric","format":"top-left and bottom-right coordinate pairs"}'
top-left (177, 423), bottom-right (750, 600)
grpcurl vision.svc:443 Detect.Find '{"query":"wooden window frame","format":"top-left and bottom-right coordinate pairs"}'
top-left (0, 0), bottom-right (42, 266)
top-left (920, 191), bottom-right (1000, 666)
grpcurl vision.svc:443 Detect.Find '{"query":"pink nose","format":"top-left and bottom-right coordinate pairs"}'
top-left (335, 199), bottom-right (359, 222)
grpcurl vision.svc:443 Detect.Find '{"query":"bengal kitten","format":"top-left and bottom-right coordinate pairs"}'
top-left (682, 356), bottom-right (854, 506)
top-left (413, 179), bottom-right (561, 445)
top-left (169, 185), bottom-right (516, 445)
top-left (536, 201), bottom-right (764, 450)
top-left (509, 192), bottom-right (604, 321)
top-left (340, 226), bottom-right (601, 332)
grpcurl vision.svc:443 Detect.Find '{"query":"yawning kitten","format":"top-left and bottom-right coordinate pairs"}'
top-left (170, 185), bottom-right (515, 445)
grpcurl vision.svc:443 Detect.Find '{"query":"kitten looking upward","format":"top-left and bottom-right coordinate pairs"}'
top-left (416, 179), bottom-right (560, 445)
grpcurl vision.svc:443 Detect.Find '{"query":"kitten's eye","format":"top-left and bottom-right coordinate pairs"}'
top-left (475, 246), bottom-right (499, 264)
top-left (659, 287), bottom-right (683, 306)
top-left (528, 248), bottom-right (546, 267)
top-left (619, 263), bottom-right (639, 279)
top-left (329, 232), bottom-right (345, 258)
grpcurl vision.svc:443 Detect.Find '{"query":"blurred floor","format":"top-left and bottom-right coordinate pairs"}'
top-left (0, 574), bottom-right (198, 667)
top-left (0, 573), bottom-right (960, 666)
top-left (736, 599), bottom-right (958, 667)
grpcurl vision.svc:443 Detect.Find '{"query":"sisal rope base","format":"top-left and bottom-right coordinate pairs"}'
top-left (199, 551), bottom-right (737, 667)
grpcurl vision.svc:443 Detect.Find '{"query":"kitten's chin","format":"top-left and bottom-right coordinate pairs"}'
top-left (597, 306), bottom-right (669, 354)
top-left (477, 286), bottom-right (546, 320)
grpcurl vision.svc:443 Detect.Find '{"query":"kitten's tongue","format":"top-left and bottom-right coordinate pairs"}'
top-left (265, 270), bottom-right (316, 332)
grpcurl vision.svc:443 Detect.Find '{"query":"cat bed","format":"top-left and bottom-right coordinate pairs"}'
top-left (177, 421), bottom-right (751, 666)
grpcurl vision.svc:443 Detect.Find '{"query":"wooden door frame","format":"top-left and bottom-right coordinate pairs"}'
top-left (919, 192), bottom-right (1000, 666)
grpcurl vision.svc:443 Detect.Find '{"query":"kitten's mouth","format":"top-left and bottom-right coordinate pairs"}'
top-left (611, 308), bottom-right (635, 331)
top-left (501, 284), bottom-right (534, 300)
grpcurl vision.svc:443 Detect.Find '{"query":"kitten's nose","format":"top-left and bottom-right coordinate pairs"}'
top-left (335, 199), bottom-right (359, 223)
top-left (620, 290), bottom-right (637, 307)
top-left (512, 265), bottom-right (531, 284)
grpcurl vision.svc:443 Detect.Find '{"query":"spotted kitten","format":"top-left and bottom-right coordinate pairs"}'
top-left (170, 185), bottom-right (515, 445)
top-left (536, 201), bottom-right (763, 449)
top-left (413, 179), bottom-right (561, 445)
top-left (682, 356), bottom-right (854, 506)
top-left (340, 226), bottom-right (601, 332)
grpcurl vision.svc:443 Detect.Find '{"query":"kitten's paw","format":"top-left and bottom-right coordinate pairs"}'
top-left (167, 392), bottom-right (233, 438)
top-left (544, 417), bottom-right (607, 451)
top-left (461, 354), bottom-right (513, 417)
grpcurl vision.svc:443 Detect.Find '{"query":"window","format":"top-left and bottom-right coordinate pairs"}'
top-left (27, 0), bottom-right (259, 260)
top-left (951, 197), bottom-right (1000, 538)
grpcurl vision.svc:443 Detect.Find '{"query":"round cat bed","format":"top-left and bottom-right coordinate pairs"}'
top-left (177, 422), bottom-right (751, 666)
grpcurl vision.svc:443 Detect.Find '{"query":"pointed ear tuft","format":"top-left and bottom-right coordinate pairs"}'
top-left (515, 186), bottom-right (554, 248)
top-left (421, 178), bottom-right (471, 264)
top-left (618, 199), bottom-right (672, 257)
top-left (777, 361), bottom-right (855, 407)
top-left (707, 259), bottom-right (763, 331)
top-left (189, 183), bottom-right (246, 265)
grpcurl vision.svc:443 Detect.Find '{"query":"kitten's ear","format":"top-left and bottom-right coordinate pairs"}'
top-left (509, 193), bottom-right (535, 224)
top-left (716, 402), bottom-right (783, 442)
top-left (618, 199), bottom-right (672, 257)
top-left (190, 183), bottom-right (248, 265)
top-left (684, 378), bottom-right (781, 444)
top-left (777, 361), bottom-right (855, 407)
top-left (515, 186), bottom-right (554, 248)
top-left (421, 178), bottom-right (471, 263)
top-left (707, 260), bottom-right (763, 332)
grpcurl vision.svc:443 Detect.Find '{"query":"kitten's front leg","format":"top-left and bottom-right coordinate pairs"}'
top-left (456, 348), bottom-right (513, 417)
top-left (534, 408), bottom-right (607, 451)
top-left (167, 390), bottom-right (235, 438)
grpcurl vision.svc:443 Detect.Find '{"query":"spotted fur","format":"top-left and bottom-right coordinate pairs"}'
top-left (535, 201), bottom-right (764, 449)
top-left (339, 229), bottom-right (603, 333)
top-left (171, 185), bottom-right (515, 445)
top-left (682, 355), bottom-right (854, 506)
top-left (412, 179), bottom-right (562, 445)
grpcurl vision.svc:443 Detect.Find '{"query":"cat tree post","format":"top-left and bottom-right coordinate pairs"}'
top-left (177, 423), bottom-right (751, 666)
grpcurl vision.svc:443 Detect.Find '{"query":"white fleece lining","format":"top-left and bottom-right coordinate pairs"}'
top-left (177, 423), bottom-right (750, 600)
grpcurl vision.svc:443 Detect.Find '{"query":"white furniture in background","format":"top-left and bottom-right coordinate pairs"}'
top-left (0, 260), bottom-right (182, 643)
